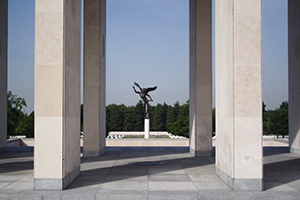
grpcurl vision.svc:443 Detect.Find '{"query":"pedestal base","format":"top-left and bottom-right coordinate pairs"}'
top-left (83, 148), bottom-right (105, 157)
top-left (216, 167), bottom-right (263, 191)
top-left (144, 119), bottom-right (150, 139)
top-left (34, 166), bottom-right (80, 190)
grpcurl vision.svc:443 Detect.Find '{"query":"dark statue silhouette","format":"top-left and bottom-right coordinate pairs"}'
top-left (133, 82), bottom-right (157, 119)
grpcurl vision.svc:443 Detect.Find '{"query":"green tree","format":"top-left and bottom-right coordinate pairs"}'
top-left (106, 104), bottom-right (124, 131)
top-left (15, 111), bottom-right (34, 138)
top-left (279, 101), bottom-right (288, 110)
top-left (174, 101), bottom-right (180, 119)
top-left (263, 102), bottom-right (268, 135)
top-left (170, 101), bottom-right (189, 137)
top-left (152, 103), bottom-right (167, 131)
top-left (123, 106), bottom-right (135, 131)
top-left (133, 101), bottom-right (144, 131)
top-left (106, 105), bottom-right (111, 134)
top-left (212, 108), bottom-right (215, 135)
top-left (264, 101), bottom-right (288, 137)
top-left (7, 91), bottom-right (34, 138)
top-left (80, 104), bottom-right (83, 131)
top-left (166, 105), bottom-right (177, 132)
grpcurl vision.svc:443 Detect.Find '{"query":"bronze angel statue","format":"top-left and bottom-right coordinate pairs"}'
top-left (132, 82), bottom-right (157, 118)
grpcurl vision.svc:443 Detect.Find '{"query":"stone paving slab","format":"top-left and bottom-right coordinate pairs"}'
top-left (149, 181), bottom-right (197, 192)
top-left (104, 174), bottom-right (148, 182)
top-left (193, 181), bottom-right (231, 191)
top-left (148, 174), bottom-right (191, 182)
top-left (102, 180), bottom-right (148, 191)
top-left (188, 173), bottom-right (221, 182)
top-left (1, 146), bottom-right (300, 199)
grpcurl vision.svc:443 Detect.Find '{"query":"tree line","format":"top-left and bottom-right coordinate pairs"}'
top-left (7, 91), bottom-right (289, 138)
top-left (105, 100), bottom-right (189, 137)
top-left (263, 101), bottom-right (288, 137)
top-left (7, 91), bottom-right (34, 138)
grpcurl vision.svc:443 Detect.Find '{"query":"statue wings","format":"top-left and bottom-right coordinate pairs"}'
top-left (145, 86), bottom-right (157, 93)
top-left (134, 82), bottom-right (157, 93)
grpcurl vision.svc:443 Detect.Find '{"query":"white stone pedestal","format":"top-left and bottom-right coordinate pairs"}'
top-left (144, 119), bottom-right (150, 139)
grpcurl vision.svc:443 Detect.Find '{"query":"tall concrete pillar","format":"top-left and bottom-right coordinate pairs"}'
top-left (0, 0), bottom-right (7, 153)
top-left (189, 0), bottom-right (212, 157)
top-left (289, 1), bottom-right (300, 155)
top-left (83, 0), bottom-right (106, 156)
top-left (215, 0), bottom-right (263, 190)
top-left (34, 0), bottom-right (81, 190)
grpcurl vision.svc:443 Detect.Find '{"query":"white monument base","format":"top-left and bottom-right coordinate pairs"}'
top-left (144, 119), bottom-right (150, 139)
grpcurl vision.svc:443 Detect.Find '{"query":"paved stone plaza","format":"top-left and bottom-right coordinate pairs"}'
top-left (1, 0), bottom-right (300, 191)
top-left (0, 146), bottom-right (300, 199)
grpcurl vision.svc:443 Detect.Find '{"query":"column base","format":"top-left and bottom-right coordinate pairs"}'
top-left (190, 147), bottom-right (212, 157)
top-left (0, 146), bottom-right (6, 153)
top-left (84, 148), bottom-right (105, 157)
top-left (34, 165), bottom-right (80, 190)
top-left (290, 147), bottom-right (300, 155)
top-left (216, 167), bottom-right (263, 191)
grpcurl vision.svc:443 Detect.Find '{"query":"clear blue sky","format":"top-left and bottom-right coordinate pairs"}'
top-left (7, 0), bottom-right (288, 113)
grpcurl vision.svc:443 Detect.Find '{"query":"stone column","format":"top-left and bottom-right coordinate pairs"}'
top-left (189, 0), bottom-right (212, 157)
top-left (83, 0), bottom-right (106, 156)
top-left (34, 0), bottom-right (81, 190)
top-left (289, 1), bottom-right (300, 155)
top-left (0, 0), bottom-right (7, 153)
top-left (215, 0), bottom-right (263, 191)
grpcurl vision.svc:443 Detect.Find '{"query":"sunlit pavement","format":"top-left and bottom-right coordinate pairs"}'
top-left (0, 146), bottom-right (300, 199)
